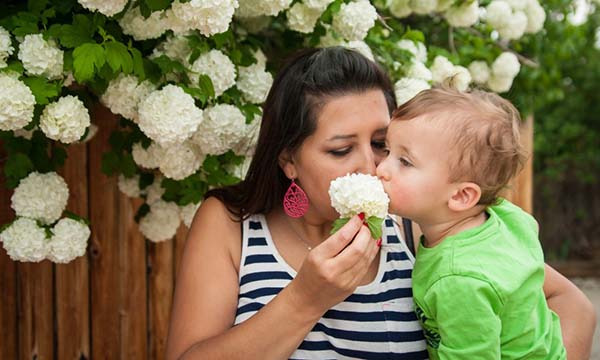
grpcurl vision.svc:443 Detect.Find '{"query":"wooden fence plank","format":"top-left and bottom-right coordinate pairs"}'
top-left (56, 142), bottom-right (90, 360)
top-left (118, 197), bottom-right (148, 360)
top-left (0, 144), bottom-right (17, 360)
top-left (89, 104), bottom-right (121, 359)
top-left (504, 115), bottom-right (534, 213)
top-left (173, 225), bottom-right (187, 280)
top-left (148, 240), bottom-right (174, 360)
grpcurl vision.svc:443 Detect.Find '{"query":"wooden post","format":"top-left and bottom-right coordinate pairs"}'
top-left (503, 115), bottom-right (534, 213)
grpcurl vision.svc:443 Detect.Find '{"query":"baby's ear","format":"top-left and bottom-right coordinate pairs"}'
top-left (448, 182), bottom-right (481, 212)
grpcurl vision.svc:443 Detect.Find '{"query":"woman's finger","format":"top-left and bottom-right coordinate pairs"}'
top-left (318, 215), bottom-right (363, 258)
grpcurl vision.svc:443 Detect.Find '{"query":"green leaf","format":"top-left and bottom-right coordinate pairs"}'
top-left (366, 216), bottom-right (384, 241)
top-left (64, 210), bottom-right (91, 225)
top-left (130, 47), bottom-right (145, 80)
top-left (134, 203), bottom-right (150, 223)
top-left (51, 146), bottom-right (67, 168)
top-left (104, 41), bottom-right (133, 74)
top-left (72, 43), bottom-right (105, 83)
top-left (330, 217), bottom-right (350, 235)
top-left (144, 0), bottom-right (172, 11)
top-left (3, 153), bottom-right (34, 189)
top-left (22, 77), bottom-right (61, 105)
top-left (101, 150), bottom-right (120, 176)
top-left (28, 0), bottom-right (49, 15)
top-left (197, 74), bottom-right (215, 99)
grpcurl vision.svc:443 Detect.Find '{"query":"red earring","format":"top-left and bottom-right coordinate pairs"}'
top-left (283, 179), bottom-right (309, 218)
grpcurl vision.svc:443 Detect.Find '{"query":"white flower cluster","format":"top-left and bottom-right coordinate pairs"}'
top-left (237, 63), bottom-right (273, 104)
top-left (430, 55), bottom-right (472, 92)
top-left (232, 114), bottom-right (261, 156)
top-left (286, 2), bottom-right (323, 34)
top-left (329, 173), bottom-right (390, 219)
top-left (468, 52), bottom-right (520, 93)
top-left (101, 74), bottom-right (155, 121)
top-left (118, 174), bottom-right (143, 198)
top-left (0, 73), bottom-right (35, 131)
top-left (388, 0), bottom-right (469, 18)
top-left (394, 40), bottom-right (431, 105)
top-left (332, 0), bottom-right (378, 41)
top-left (77, 0), bottom-right (128, 16)
top-left (40, 95), bottom-right (90, 144)
top-left (158, 141), bottom-right (205, 180)
top-left (118, 7), bottom-right (168, 41)
top-left (46, 218), bottom-right (90, 263)
top-left (169, 0), bottom-right (238, 37)
top-left (485, 0), bottom-right (545, 40)
top-left (236, 0), bottom-right (293, 17)
top-left (444, 1), bottom-right (480, 28)
top-left (11, 172), bottom-right (69, 225)
top-left (18, 34), bottom-right (63, 79)
top-left (192, 104), bottom-right (246, 155)
top-left (190, 49), bottom-right (236, 97)
top-left (152, 35), bottom-right (192, 66)
top-left (132, 141), bottom-right (163, 169)
top-left (0, 216), bottom-right (90, 263)
top-left (0, 26), bottom-right (14, 68)
top-left (137, 85), bottom-right (203, 146)
top-left (145, 175), bottom-right (165, 205)
top-left (139, 200), bottom-right (181, 242)
top-left (317, 28), bottom-right (375, 61)
top-left (180, 201), bottom-right (201, 228)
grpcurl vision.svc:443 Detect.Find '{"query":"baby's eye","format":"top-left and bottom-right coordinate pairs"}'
top-left (399, 157), bottom-right (413, 167)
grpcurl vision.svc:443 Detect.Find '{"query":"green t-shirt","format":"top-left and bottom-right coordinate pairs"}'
top-left (412, 199), bottom-right (566, 359)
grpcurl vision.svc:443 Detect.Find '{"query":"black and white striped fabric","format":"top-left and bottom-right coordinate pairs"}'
top-left (234, 214), bottom-right (428, 360)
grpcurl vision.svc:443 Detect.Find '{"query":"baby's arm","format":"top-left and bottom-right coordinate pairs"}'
top-left (422, 276), bottom-right (502, 359)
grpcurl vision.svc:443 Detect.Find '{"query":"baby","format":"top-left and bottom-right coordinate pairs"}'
top-left (377, 87), bottom-right (566, 359)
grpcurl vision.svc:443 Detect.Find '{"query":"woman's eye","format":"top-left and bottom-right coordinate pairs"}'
top-left (371, 141), bottom-right (389, 154)
top-left (329, 147), bottom-right (351, 156)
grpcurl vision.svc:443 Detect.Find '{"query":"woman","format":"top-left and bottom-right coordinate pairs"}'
top-left (166, 47), bottom-right (596, 359)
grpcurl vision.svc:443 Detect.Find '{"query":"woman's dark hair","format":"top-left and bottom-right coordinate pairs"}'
top-left (205, 46), bottom-right (396, 220)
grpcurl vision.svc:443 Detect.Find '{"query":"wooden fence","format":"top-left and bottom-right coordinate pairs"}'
top-left (0, 107), bottom-right (534, 360)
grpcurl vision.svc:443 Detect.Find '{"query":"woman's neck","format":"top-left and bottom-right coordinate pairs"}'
top-left (275, 209), bottom-right (334, 249)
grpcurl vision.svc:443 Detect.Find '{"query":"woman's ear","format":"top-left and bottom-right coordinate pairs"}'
top-left (278, 149), bottom-right (297, 179)
top-left (448, 182), bottom-right (482, 212)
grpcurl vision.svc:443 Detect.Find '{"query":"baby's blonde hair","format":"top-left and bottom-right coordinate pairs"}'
top-left (391, 87), bottom-right (528, 205)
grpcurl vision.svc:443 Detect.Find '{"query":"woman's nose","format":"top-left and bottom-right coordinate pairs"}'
top-left (359, 147), bottom-right (377, 175)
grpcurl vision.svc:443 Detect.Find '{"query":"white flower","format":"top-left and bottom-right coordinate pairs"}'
top-left (389, 0), bottom-right (412, 18)
top-left (445, 1), bottom-right (480, 28)
top-left (430, 55), bottom-right (455, 84)
top-left (485, 1), bottom-right (512, 29)
top-left (0, 26), bottom-right (14, 68)
top-left (137, 85), bottom-right (203, 146)
top-left (318, 29), bottom-right (345, 47)
top-left (40, 95), bottom-right (90, 144)
top-left (394, 77), bottom-right (430, 106)
top-left (77, 123), bottom-right (98, 144)
top-left (406, 61), bottom-right (432, 81)
top-left (491, 52), bottom-right (520, 79)
top-left (232, 114), bottom-right (261, 156)
top-left (305, 0), bottom-right (334, 10)
top-left (47, 218), bottom-right (90, 263)
top-left (11, 172), bottom-right (69, 225)
top-left (225, 155), bottom-right (252, 180)
top-left (497, 11), bottom-right (527, 40)
top-left (487, 74), bottom-right (513, 93)
top-left (0, 74), bottom-right (35, 131)
top-left (63, 72), bottom-right (75, 87)
top-left (237, 15), bottom-right (272, 33)
top-left (152, 35), bottom-right (192, 65)
top-left (524, 0), bottom-right (545, 34)
top-left (502, 0), bottom-right (526, 11)
top-left (436, 0), bottom-right (455, 12)
top-left (192, 104), bottom-right (247, 155)
top-left (119, 7), bottom-right (167, 41)
top-left (287, 2), bottom-right (323, 34)
top-left (145, 175), bottom-right (165, 205)
top-left (237, 64), bottom-right (273, 104)
top-left (0, 217), bottom-right (49, 262)
top-left (397, 39), bottom-right (427, 63)
top-left (132, 142), bottom-right (163, 169)
top-left (468, 61), bottom-right (490, 84)
top-left (345, 41), bottom-right (374, 61)
top-left (139, 200), bottom-right (181, 242)
top-left (77, 0), bottom-right (127, 16)
top-left (118, 174), bottom-right (142, 198)
top-left (190, 49), bottom-right (236, 97)
top-left (329, 173), bottom-right (389, 219)
top-left (13, 127), bottom-right (35, 140)
top-left (158, 141), bottom-right (205, 180)
top-left (18, 34), bottom-right (63, 79)
top-left (180, 202), bottom-right (201, 228)
top-left (446, 65), bottom-right (472, 92)
top-left (236, 0), bottom-right (293, 17)
top-left (332, 0), bottom-right (378, 41)
top-left (101, 74), bottom-right (155, 121)
top-left (410, 0), bottom-right (438, 15)
top-left (170, 0), bottom-right (238, 37)
top-left (252, 48), bottom-right (268, 68)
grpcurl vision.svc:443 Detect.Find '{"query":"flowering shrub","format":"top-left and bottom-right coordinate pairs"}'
top-left (0, 0), bottom-right (553, 262)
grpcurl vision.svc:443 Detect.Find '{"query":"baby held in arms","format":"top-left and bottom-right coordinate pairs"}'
top-left (329, 87), bottom-right (566, 359)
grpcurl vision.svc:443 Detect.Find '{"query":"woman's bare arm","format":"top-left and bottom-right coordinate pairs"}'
top-left (165, 199), bottom-right (379, 360)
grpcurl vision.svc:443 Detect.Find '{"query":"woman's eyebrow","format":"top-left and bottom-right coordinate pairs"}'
top-left (327, 134), bottom-right (357, 141)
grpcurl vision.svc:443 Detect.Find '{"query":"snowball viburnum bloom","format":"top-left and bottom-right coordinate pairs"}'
top-left (40, 95), bottom-right (91, 144)
top-left (169, 0), bottom-right (238, 37)
top-left (332, 0), bottom-right (378, 41)
top-left (180, 202), bottom-right (201, 228)
top-left (137, 85), bottom-right (203, 146)
top-left (468, 61), bottom-right (491, 84)
top-left (77, 0), bottom-right (128, 16)
top-left (101, 74), bottom-right (155, 121)
top-left (11, 172), bottom-right (69, 225)
top-left (192, 104), bottom-right (247, 155)
top-left (190, 49), bottom-right (236, 97)
top-left (119, 7), bottom-right (167, 41)
top-left (158, 141), bottom-right (205, 180)
top-left (237, 63), bottom-right (273, 104)
top-left (18, 34), bottom-right (64, 79)
top-left (118, 174), bottom-right (143, 198)
top-left (491, 52), bottom-right (521, 79)
top-left (0, 217), bottom-right (49, 262)
top-left (132, 142), bottom-right (162, 169)
top-left (394, 77), bottom-right (431, 106)
top-left (236, 0), bottom-right (293, 17)
top-left (0, 73), bottom-right (35, 131)
top-left (0, 26), bottom-right (14, 68)
top-left (445, 0), bottom-right (480, 28)
top-left (389, 0), bottom-right (412, 18)
top-left (139, 200), bottom-right (181, 242)
top-left (47, 218), bottom-right (90, 263)
top-left (287, 2), bottom-right (323, 34)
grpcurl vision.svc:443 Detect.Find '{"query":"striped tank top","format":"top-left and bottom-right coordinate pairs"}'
top-left (234, 214), bottom-right (428, 359)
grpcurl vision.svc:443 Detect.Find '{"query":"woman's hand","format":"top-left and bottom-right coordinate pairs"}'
top-left (286, 214), bottom-right (380, 319)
